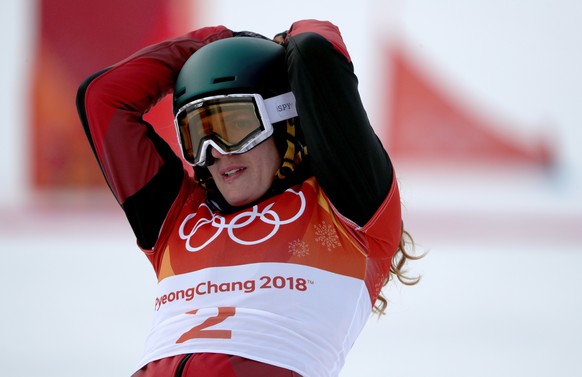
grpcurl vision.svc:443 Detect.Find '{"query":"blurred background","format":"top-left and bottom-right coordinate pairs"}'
top-left (1, 0), bottom-right (581, 376)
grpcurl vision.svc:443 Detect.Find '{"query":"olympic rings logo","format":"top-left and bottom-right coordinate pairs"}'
top-left (178, 188), bottom-right (306, 252)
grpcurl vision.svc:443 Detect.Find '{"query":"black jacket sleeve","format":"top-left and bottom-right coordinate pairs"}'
top-left (75, 26), bottom-right (233, 249)
top-left (285, 20), bottom-right (393, 226)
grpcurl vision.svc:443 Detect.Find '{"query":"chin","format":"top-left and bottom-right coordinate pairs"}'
top-left (225, 196), bottom-right (254, 208)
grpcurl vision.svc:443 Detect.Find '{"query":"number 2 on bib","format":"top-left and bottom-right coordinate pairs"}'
top-left (176, 307), bottom-right (236, 343)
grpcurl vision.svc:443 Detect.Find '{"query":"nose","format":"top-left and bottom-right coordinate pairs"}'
top-left (201, 146), bottom-right (226, 167)
top-left (210, 146), bottom-right (226, 159)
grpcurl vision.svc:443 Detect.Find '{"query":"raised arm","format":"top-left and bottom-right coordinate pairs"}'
top-left (284, 20), bottom-right (393, 227)
top-left (76, 26), bottom-right (233, 249)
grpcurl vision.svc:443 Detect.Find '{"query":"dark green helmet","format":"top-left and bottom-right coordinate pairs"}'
top-left (174, 36), bottom-right (310, 213)
top-left (173, 37), bottom-right (290, 114)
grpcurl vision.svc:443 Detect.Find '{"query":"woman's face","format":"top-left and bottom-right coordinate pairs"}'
top-left (207, 137), bottom-right (281, 207)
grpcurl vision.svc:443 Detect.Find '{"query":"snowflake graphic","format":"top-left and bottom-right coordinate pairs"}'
top-left (289, 239), bottom-right (310, 257)
top-left (314, 221), bottom-right (341, 251)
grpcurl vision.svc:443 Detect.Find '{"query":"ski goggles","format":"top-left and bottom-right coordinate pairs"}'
top-left (175, 92), bottom-right (298, 166)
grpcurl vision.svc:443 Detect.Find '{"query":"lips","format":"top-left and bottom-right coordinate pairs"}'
top-left (221, 167), bottom-right (246, 178)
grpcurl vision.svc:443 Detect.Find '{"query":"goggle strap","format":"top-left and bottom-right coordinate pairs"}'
top-left (264, 91), bottom-right (298, 124)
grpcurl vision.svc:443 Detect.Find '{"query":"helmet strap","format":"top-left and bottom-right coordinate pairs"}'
top-left (276, 120), bottom-right (297, 180)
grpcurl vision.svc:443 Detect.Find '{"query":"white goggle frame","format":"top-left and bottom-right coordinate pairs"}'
top-left (174, 92), bottom-right (298, 166)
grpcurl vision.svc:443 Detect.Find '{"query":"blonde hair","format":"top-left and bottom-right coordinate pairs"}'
top-left (373, 227), bottom-right (423, 316)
